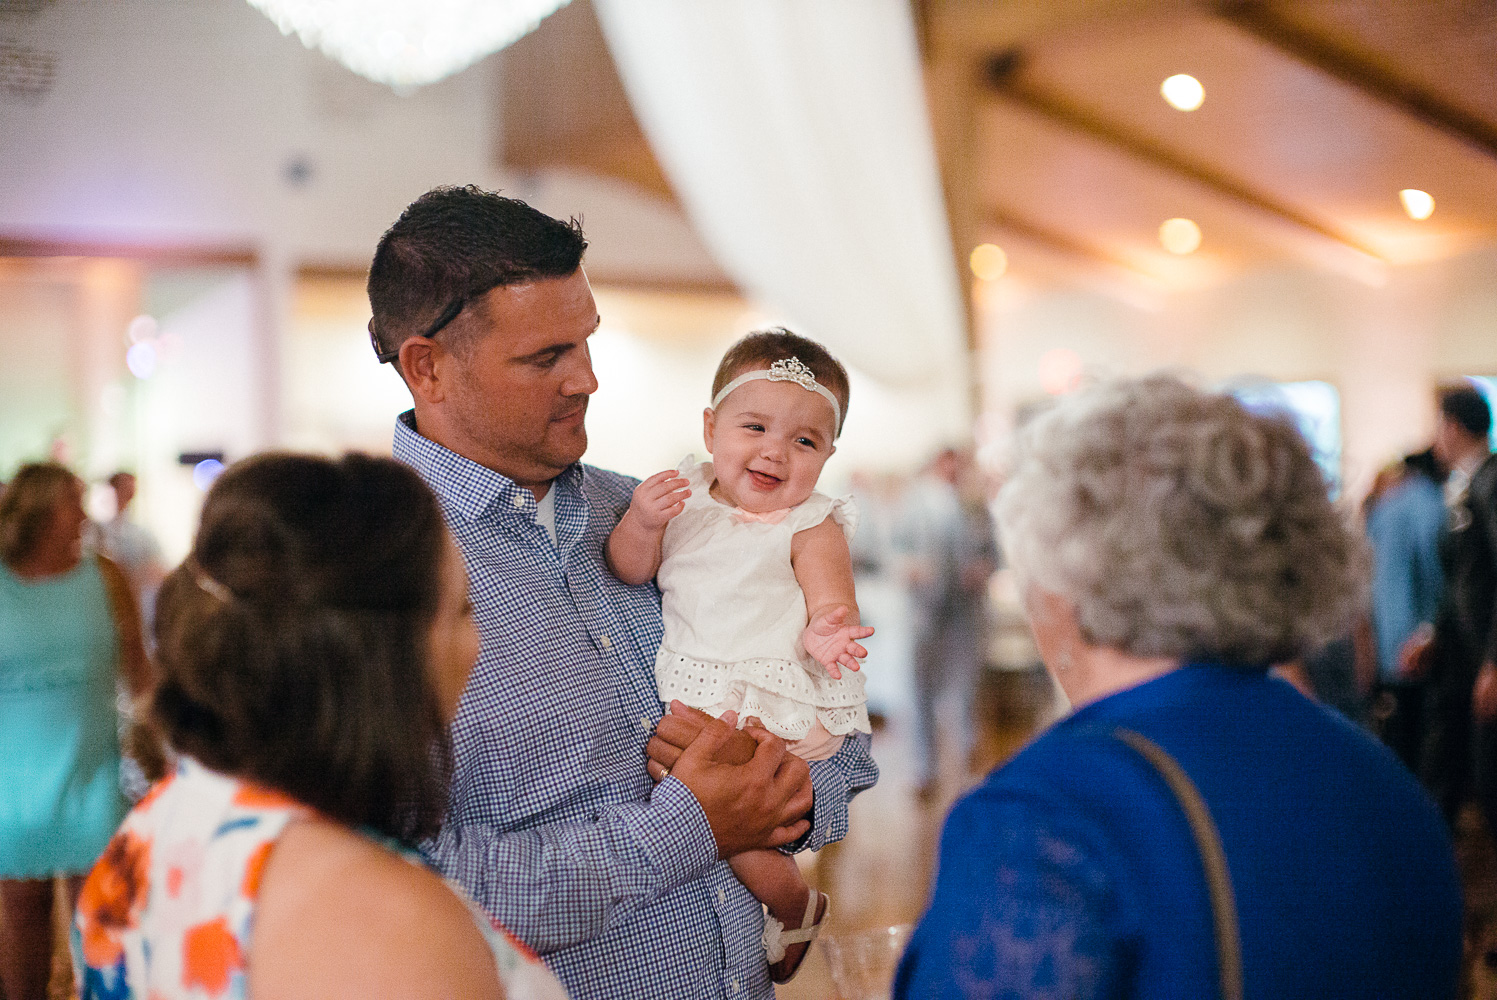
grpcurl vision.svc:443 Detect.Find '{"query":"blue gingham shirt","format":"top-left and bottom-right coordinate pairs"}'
top-left (393, 412), bottom-right (878, 1000)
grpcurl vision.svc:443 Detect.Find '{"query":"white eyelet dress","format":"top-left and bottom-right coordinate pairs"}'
top-left (654, 460), bottom-right (871, 749)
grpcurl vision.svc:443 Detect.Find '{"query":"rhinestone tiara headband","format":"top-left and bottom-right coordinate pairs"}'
top-left (710, 357), bottom-right (842, 434)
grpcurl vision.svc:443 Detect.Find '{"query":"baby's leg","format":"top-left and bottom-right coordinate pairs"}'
top-left (729, 849), bottom-right (827, 982)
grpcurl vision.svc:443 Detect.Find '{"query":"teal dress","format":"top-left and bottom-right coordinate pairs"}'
top-left (0, 556), bottom-right (125, 877)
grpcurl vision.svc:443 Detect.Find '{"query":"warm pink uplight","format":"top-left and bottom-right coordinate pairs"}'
top-left (1038, 348), bottom-right (1083, 395)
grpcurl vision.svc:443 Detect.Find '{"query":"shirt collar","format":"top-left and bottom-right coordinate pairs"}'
top-left (392, 410), bottom-right (584, 523)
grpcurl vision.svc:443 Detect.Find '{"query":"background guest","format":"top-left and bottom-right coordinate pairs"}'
top-left (96, 471), bottom-right (165, 634)
top-left (73, 453), bottom-right (565, 1000)
top-left (0, 462), bottom-right (150, 1000)
top-left (1364, 447), bottom-right (1447, 769)
top-left (899, 447), bottom-right (997, 800)
top-left (895, 374), bottom-right (1461, 999)
top-left (1414, 384), bottom-right (1497, 832)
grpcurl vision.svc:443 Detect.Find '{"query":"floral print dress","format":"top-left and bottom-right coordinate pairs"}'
top-left (73, 758), bottom-right (568, 999)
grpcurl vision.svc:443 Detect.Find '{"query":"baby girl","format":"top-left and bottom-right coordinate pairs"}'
top-left (607, 328), bottom-right (873, 983)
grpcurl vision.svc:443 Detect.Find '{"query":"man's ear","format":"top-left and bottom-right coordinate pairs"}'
top-left (398, 337), bottom-right (445, 404)
top-left (702, 407), bottom-right (716, 453)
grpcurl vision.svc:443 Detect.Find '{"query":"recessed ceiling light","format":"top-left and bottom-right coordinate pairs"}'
top-left (1161, 74), bottom-right (1204, 111)
top-left (1159, 217), bottom-right (1202, 255)
top-left (1399, 188), bottom-right (1434, 220)
top-left (969, 243), bottom-right (1008, 282)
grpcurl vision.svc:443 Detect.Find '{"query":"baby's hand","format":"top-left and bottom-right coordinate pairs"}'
top-left (630, 470), bottom-right (691, 531)
top-left (801, 606), bottom-right (874, 680)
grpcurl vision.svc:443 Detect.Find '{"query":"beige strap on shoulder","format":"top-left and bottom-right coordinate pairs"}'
top-left (1114, 728), bottom-right (1244, 1000)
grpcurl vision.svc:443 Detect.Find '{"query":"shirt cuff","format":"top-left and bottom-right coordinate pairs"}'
top-left (640, 775), bottom-right (719, 890)
top-left (780, 757), bottom-right (848, 854)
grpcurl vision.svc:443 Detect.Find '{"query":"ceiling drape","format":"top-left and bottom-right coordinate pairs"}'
top-left (593, 0), bottom-right (970, 402)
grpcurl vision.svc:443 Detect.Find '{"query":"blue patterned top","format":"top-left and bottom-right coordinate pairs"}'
top-left (895, 664), bottom-right (1462, 1000)
top-left (393, 411), bottom-right (878, 1000)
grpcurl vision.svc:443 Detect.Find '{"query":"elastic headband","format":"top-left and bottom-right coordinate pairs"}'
top-left (711, 358), bottom-right (842, 435)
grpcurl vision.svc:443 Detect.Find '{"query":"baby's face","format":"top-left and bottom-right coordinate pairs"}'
top-left (704, 375), bottom-right (838, 513)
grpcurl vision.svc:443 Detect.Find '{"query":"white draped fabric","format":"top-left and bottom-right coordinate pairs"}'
top-left (593, 0), bottom-right (970, 409)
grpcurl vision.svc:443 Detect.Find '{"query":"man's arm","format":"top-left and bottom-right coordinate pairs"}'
top-left (793, 730), bottom-right (878, 853)
top-left (435, 717), bottom-right (811, 955)
top-left (429, 779), bottom-right (718, 955)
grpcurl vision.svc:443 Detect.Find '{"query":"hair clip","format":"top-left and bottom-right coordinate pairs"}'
top-left (190, 561), bottom-right (234, 604)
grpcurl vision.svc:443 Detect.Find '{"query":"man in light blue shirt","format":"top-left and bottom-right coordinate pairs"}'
top-left (367, 185), bottom-right (878, 999)
top-left (1366, 449), bottom-right (1446, 770)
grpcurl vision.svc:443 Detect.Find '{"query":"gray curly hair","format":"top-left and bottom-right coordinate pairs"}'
top-left (996, 373), bottom-right (1367, 666)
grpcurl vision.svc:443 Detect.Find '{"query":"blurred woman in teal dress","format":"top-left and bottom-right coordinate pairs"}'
top-left (0, 462), bottom-right (150, 1000)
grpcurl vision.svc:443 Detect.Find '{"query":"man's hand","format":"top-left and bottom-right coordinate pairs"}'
top-left (649, 703), bottom-right (813, 857)
top-left (801, 605), bottom-right (873, 680)
top-left (1475, 662), bottom-right (1497, 721)
top-left (648, 702), bottom-right (756, 774)
top-left (1398, 624), bottom-right (1436, 680)
top-left (629, 470), bottom-right (690, 530)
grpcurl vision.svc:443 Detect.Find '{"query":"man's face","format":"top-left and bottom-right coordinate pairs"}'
top-left (441, 269), bottom-right (600, 486)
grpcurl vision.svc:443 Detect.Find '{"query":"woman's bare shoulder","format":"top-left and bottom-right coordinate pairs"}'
top-left (249, 817), bottom-right (504, 999)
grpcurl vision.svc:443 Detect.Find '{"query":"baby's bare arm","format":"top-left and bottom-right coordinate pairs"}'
top-left (792, 519), bottom-right (874, 678)
top-left (792, 518), bottom-right (860, 625)
top-left (606, 470), bottom-right (690, 585)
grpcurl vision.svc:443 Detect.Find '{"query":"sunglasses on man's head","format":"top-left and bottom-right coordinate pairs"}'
top-left (369, 293), bottom-right (475, 365)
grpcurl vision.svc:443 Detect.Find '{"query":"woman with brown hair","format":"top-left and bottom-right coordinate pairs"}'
top-left (0, 462), bottom-right (150, 1000)
top-left (73, 452), bottom-right (565, 1000)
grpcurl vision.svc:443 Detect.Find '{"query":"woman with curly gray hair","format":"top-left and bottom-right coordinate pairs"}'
top-left (896, 374), bottom-right (1461, 1000)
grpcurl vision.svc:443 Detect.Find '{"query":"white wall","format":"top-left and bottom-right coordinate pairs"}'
top-left (979, 247), bottom-right (1497, 499)
top-left (0, 0), bottom-right (735, 552)
top-left (0, 0), bottom-right (718, 276)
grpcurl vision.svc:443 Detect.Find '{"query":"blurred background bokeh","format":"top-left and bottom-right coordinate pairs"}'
top-left (4, 2), bottom-right (1497, 993)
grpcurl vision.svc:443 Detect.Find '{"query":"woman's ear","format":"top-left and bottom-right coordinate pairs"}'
top-left (1026, 586), bottom-right (1083, 674)
top-left (702, 408), bottom-right (716, 453)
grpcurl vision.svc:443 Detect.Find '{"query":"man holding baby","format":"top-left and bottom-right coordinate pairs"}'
top-left (366, 184), bottom-right (878, 999)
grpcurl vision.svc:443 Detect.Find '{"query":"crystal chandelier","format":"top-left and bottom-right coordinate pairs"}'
top-left (246, 0), bottom-right (571, 90)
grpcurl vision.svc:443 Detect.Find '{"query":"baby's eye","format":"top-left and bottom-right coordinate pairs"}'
top-left (796, 437), bottom-right (818, 449)
top-left (744, 423), bottom-right (765, 432)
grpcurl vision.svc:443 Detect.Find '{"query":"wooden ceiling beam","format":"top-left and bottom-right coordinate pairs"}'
top-left (1219, 1), bottom-right (1497, 165)
top-left (982, 50), bottom-right (1386, 263)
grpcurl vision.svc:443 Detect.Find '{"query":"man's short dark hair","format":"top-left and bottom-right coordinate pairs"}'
top-left (367, 185), bottom-right (587, 365)
top-left (1439, 383), bottom-right (1493, 440)
top-left (151, 452), bottom-right (452, 844)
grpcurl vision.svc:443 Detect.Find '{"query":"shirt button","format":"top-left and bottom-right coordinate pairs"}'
top-left (730, 979), bottom-right (740, 994)
top-left (511, 494), bottom-right (526, 509)
top-left (599, 635), bottom-right (612, 650)
top-left (716, 887), bottom-right (726, 904)
top-left (639, 716), bottom-right (651, 732)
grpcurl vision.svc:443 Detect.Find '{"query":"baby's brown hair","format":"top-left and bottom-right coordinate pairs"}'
top-left (711, 328), bottom-right (850, 434)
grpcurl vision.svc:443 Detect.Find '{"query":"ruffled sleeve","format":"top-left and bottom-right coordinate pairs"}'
top-left (787, 491), bottom-right (858, 541)
top-left (675, 455), bottom-right (714, 510)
